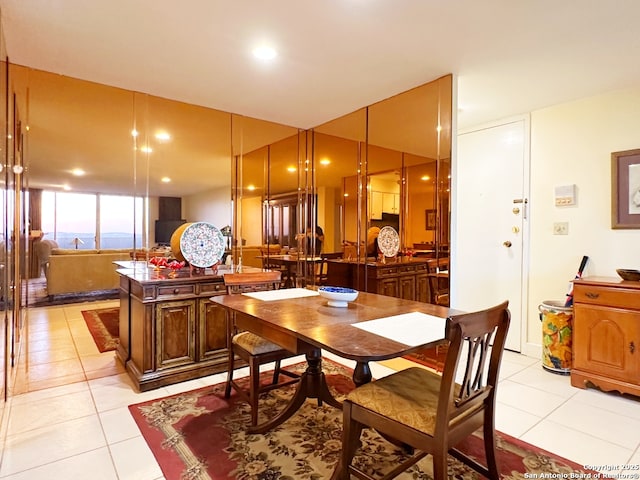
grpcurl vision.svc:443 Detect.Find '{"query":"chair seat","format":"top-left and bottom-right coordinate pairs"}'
top-left (347, 367), bottom-right (453, 435)
top-left (233, 331), bottom-right (286, 355)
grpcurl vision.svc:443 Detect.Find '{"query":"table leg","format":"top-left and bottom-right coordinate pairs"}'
top-left (353, 361), bottom-right (372, 386)
top-left (247, 348), bottom-right (342, 434)
top-left (284, 264), bottom-right (295, 288)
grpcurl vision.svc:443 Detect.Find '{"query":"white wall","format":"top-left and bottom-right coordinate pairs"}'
top-left (240, 196), bottom-right (263, 246)
top-left (526, 86), bottom-right (640, 345)
top-left (183, 187), bottom-right (232, 230)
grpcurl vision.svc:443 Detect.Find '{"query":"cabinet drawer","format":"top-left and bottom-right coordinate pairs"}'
top-left (376, 267), bottom-right (398, 277)
top-left (157, 284), bottom-right (195, 298)
top-left (398, 265), bottom-right (417, 274)
top-left (197, 282), bottom-right (226, 295)
top-left (574, 285), bottom-right (640, 309)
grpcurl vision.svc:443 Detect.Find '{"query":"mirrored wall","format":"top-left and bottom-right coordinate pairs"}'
top-left (1, 62), bottom-right (452, 405)
top-left (7, 67), bottom-right (451, 289)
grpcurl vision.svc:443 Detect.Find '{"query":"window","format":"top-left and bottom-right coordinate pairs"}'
top-left (99, 195), bottom-right (144, 249)
top-left (41, 191), bottom-right (144, 249)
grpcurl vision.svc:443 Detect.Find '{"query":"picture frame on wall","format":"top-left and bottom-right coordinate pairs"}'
top-left (425, 209), bottom-right (436, 230)
top-left (612, 148), bottom-right (640, 229)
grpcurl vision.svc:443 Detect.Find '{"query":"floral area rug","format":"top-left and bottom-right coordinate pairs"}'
top-left (129, 359), bottom-right (593, 480)
top-left (81, 307), bottom-right (119, 352)
top-left (403, 344), bottom-right (449, 372)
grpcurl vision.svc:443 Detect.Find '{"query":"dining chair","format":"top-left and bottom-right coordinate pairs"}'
top-left (333, 301), bottom-right (510, 480)
top-left (223, 271), bottom-right (301, 426)
top-left (426, 257), bottom-right (450, 306)
top-left (317, 251), bottom-right (343, 285)
top-left (260, 245), bottom-right (295, 287)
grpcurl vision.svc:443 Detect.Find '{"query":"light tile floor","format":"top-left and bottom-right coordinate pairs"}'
top-left (0, 301), bottom-right (639, 479)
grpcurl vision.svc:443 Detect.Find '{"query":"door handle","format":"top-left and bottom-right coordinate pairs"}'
top-left (503, 241), bottom-right (512, 248)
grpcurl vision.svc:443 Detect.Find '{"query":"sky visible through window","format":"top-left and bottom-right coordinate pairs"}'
top-left (42, 191), bottom-right (143, 249)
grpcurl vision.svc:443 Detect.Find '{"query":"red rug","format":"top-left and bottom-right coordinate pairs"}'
top-left (129, 359), bottom-right (594, 480)
top-left (403, 343), bottom-right (449, 372)
top-left (81, 307), bottom-right (119, 352)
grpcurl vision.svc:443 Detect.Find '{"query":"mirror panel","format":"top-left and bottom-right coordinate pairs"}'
top-left (15, 66), bottom-right (135, 196)
top-left (367, 76), bottom-right (451, 256)
top-left (0, 23), bottom-right (7, 410)
top-left (230, 114), bottom-right (298, 267)
top-left (313, 108), bottom-right (366, 260)
top-left (133, 92), bottom-right (232, 249)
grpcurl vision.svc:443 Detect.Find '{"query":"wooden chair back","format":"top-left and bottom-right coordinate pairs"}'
top-left (223, 271), bottom-right (282, 294)
top-left (335, 300), bottom-right (510, 480)
top-left (427, 257), bottom-right (449, 305)
top-left (317, 252), bottom-right (343, 285)
top-left (221, 269), bottom-right (298, 427)
top-left (437, 301), bottom-right (510, 443)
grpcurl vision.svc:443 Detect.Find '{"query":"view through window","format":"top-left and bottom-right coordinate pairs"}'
top-left (41, 191), bottom-right (144, 249)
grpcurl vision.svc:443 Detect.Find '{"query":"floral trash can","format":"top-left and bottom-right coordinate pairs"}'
top-left (539, 300), bottom-right (573, 375)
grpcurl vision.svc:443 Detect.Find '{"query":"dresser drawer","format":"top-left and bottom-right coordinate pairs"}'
top-left (574, 285), bottom-right (640, 309)
top-left (157, 284), bottom-right (196, 298)
top-left (197, 282), bottom-right (226, 295)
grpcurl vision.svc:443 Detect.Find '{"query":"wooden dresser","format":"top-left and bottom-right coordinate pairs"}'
top-left (117, 265), bottom-right (253, 391)
top-left (571, 277), bottom-right (640, 397)
top-left (325, 257), bottom-right (430, 302)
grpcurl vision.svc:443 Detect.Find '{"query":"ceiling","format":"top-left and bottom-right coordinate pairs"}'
top-left (1, 1), bottom-right (640, 196)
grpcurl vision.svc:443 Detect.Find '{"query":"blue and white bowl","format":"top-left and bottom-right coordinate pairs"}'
top-left (318, 286), bottom-right (359, 307)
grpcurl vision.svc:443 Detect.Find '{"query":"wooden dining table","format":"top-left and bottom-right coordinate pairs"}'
top-left (212, 288), bottom-right (453, 434)
top-left (257, 254), bottom-right (323, 287)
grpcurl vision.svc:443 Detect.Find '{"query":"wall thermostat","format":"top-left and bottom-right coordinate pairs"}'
top-left (555, 184), bottom-right (576, 206)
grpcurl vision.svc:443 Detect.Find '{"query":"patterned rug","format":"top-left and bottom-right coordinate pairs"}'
top-left (81, 307), bottom-right (119, 352)
top-left (129, 359), bottom-right (593, 480)
top-left (403, 344), bottom-right (449, 372)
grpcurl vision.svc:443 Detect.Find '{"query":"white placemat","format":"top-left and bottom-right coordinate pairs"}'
top-left (352, 312), bottom-right (446, 346)
top-left (242, 288), bottom-right (320, 301)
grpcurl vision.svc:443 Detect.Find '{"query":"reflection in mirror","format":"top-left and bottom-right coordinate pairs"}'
top-left (308, 76), bottom-right (452, 301)
top-left (230, 114), bottom-right (298, 272)
top-left (0, 30), bottom-right (8, 409)
top-left (133, 92), bottom-right (232, 254)
top-left (15, 66), bottom-right (135, 198)
top-left (313, 108), bottom-right (366, 258)
top-left (368, 76), bottom-right (452, 256)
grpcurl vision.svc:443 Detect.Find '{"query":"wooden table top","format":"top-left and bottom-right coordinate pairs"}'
top-left (213, 290), bottom-right (455, 363)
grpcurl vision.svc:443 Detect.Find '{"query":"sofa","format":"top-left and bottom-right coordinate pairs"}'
top-left (45, 248), bottom-right (132, 297)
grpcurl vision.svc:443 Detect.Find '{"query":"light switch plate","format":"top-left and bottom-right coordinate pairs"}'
top-left (553, 222), bottom-right (569, 235)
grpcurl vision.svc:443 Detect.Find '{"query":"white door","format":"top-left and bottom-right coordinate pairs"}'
top-left (454, 117), bottom-right (529, 352)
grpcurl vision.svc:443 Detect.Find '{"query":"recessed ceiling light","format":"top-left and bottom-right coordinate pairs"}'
top-left (155, 131), bottom-right (171, 142)
top-left (63, 184), bottom-right (71, 191)
top-left (71, 168), bottom-right (85, 176)
top-left (287, 166), bottom-right (297, 172)
top-left (131, 129), bottom-right (139, 137)
top-left (252, 44), bottom-right (277, 61)
top-left (140, 146), bottom-right (153, 153)
top-left (320, 158), bottom-right (331, 165)
top-left (421, 175), bottom-right (430, 181)
top-left (247, 184), bottom-right (256, 191)
top-left (161, 177), bottom-right (171, 183)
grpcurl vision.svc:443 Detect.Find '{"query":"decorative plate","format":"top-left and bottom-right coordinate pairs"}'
top-left (179, 222), bottom-right (225, 268)
top-left (377, 226), bottom-right (400, 257)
